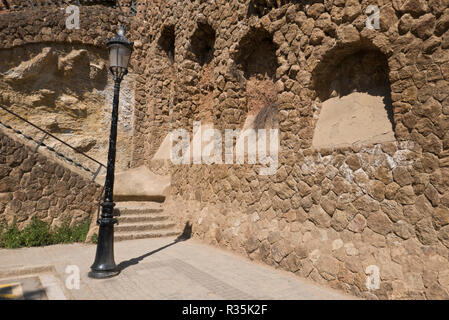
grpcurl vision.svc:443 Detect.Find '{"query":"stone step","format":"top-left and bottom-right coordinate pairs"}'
top-left (114, 229), bottom-right (180, 242)
top-left (114, 201), bottom-right (164, 216)
top-left (118, 214), bottom-right (170, 223)
top-left (115, 221), bottom-right (176, 233)
top-left (114, 208), bottom-right (165, 215)
top-left (115, 201), bottom-right (164, 210)
top-left (111, 201), bottom-right (179, 242)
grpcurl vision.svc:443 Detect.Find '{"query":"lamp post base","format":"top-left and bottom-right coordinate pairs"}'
top-left (89, 216), bottom-right (118, 280)
top-left (88, 269), bottom-right (120, 279)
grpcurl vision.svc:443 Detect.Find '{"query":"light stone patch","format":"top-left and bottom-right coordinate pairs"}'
top-left (332, 239), bottom-right (344, 251)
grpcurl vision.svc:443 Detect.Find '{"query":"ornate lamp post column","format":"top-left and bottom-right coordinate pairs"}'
top-left (89, 26), bottom-right (134, 279)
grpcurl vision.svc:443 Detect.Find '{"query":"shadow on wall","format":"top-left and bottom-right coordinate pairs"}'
top-left (0, 44), bottom-right (108, 100)
top-left (0, 43), bottom-right (135, 171)
top-left (234, 27), bottom-right (279, 130)
top-left (189, 20), bottom-right (216, 123)
top-left (190, 21), bottom-right (216, 66)
top-left (311, 46), bottom-right (396, 149)
top-left (0, 43), bottom-right (108, 138)
top-left (158, 25), bottom-right (176, 64)
top-left (177, 221), bottom-right (193, 241)
top-left (234, 27), bottom-right (278, 80)
top-left (247, 0), bottom-right (309, 18)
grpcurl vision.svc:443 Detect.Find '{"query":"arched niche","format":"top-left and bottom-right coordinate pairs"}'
top-left (190, 21), bottom-right (216, 66)
top-left (158, 25), bottom-right (176, 64)
top-left (311, 46), bottom-right (396, 149)
top-left (234, 27), bottom-right (279, 130)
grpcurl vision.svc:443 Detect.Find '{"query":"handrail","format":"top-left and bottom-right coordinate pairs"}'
top-left (0, 105), bottom-right (106, 181)
top-left (0, 105), bottom-right (105, 168)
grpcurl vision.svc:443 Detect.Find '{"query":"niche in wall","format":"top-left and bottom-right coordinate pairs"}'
top-left (158, 25), bottom-right (175, 64)
top-left (234, 27), bottom-right (279, 130)
top-left (190, 21), bottom-right (216, 66)
top-left (312, 49), bottom-right (396, 149)
top-left (189, 21), bottom-right (216, 123)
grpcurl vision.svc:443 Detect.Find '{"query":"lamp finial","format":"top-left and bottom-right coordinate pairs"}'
top-left (117, 25), bottom-right (125, 37)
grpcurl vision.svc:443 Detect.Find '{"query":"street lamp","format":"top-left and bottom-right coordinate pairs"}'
top-left (88, 25), bottom-right (133, 279)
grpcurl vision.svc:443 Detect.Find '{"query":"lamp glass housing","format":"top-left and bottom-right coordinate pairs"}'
top-left (108, 43), bottom-right (131, 70)
top-left (107, 26), bottom-right (134, 79)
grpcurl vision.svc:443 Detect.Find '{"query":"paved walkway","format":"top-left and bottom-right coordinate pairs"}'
top-left (0, 237), bottom-right (355, 300)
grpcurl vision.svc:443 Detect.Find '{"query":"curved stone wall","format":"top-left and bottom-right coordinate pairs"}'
top-left (0, 4), bottom-right (136, 172)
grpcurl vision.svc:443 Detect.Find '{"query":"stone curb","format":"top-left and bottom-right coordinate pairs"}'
top-left (0, 264), bottom-right (56, 278)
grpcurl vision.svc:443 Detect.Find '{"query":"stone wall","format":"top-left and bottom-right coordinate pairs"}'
top-left (0, 3), bottom-right (127, 48)
top-left (131, 0), bottom-right (449, 299)
top-left (2, 0), bottom-right (449, 300)
top-left (0, 128), bottom-right (102, 229)
top-left (0, 2), bottom-right (134, 231)
top-left (1, 0), bottom-right (118, 11)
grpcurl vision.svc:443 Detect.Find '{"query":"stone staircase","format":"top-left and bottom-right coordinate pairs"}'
top-left (113, 201), bottom-right (180, 242)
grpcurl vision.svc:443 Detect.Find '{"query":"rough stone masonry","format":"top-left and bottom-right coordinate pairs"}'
top-left (2, 0), bottom-right (449, 299)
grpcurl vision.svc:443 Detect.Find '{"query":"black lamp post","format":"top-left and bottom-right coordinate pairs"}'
top-left (88, 26), bottom-right (133, 279)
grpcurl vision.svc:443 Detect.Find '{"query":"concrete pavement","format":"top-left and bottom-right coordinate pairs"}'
top-left (0, 237), bottom-right (356, 300)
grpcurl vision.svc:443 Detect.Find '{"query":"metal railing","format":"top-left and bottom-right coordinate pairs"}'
top-left (0, 104), bottom-right (107, 223)
top-left (0, 105), bottom-right (106, 182)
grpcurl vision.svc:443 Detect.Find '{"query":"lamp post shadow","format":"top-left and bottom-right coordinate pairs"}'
top-left (117, 221), bottom-right (192, 272)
